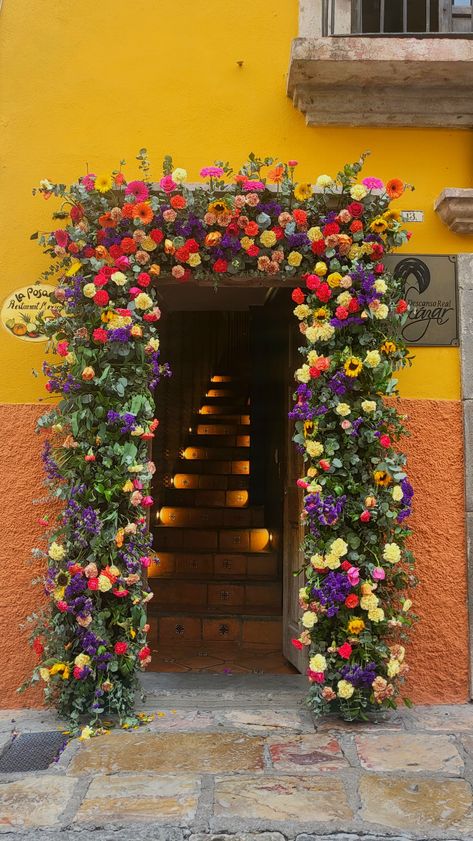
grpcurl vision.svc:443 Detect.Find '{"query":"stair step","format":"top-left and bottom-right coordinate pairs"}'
top-left (210, 375), bottom-right (237, 383)
top-left (172, 473), bottom-right (249, 491)
top-left (199, 405), bottom-right (248, 416)
top-left (174, 460), bottom-right (250, 475)
top-left (187, 434), bottom-right (250, 448)
top-left (157, 507), bottom-right (265, 528)
top-left (148, 551), bottom-right (279, 580)
top-left (194, 424), bottom-right (250, 436)
top-left (153, 527), bottom-right (270, 552)
top-left (200, 397), bottom-right (248, 407)
top-left (182, 446), bottom-right (249, 460)
top-left (164, 489), bottom-right (249, 507)
top-left (205, 388), bottom-right (246, 399)
top-left (152, 580), bottom-right (281, 611)
top-left (150, 614), bottom-right (283, 645)
top-left (194, 413), bottom-right (250, 426)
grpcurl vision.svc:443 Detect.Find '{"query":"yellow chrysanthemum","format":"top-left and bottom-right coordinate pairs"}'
top-left (374, 470), bottom-right (392, 487)
top-left (95, 174), bottom-right (113, 193)
top-left (370, 218), bottom-right (388, 234)
top-left (348, 618), bottom-right (365, 635)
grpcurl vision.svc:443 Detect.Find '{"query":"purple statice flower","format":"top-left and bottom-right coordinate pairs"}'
top-left (327, 371), bottom-right (350, 396)
top-left (350, 417), bottom-right (364, 436)
top-left (304, 493), bottom-right (346, 536)
top-left (286, 232), bottom-right (310, 249)
top-left (397, 477), bottom-right (414, 522)
top-left (330, 316), bottom-right (365, 329)
top-left (42, 441), bottom-right (61, 480)
top-left (312, 571), bottom-right (352, 617)
top-left (289, 402), bottom-right (318, 421)
top-left (296, 383), bottom-right (311, 400)
top-left (259, 201), bottom-right (282, 216)
top-left (320, 210), bottom-right (338, 225)
top-left (107, 411), bottom-right (137, 434)
top-left (341, 662), bottom-right (377, 688)
top-left (64, 275), bottom-right (84, 310)
top-left (108, 327), bottom-right (131, 343)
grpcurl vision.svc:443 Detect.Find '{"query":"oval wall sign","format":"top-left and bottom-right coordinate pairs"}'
top-left (1, 284), bottom-right (58, 341)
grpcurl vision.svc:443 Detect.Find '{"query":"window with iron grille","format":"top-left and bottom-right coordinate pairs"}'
top-left (321, 0), bottom-right (473, 35)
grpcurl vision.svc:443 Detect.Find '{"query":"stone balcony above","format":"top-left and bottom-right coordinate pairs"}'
top-left (434, 188), bottom-right (473, 233)
top-left (289, 0), bottom-right (473, 129)
top-left (288, 35), bottom-right (473, 127)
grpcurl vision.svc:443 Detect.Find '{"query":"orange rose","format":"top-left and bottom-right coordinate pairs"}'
top-left (170, 195), bottom-right (186, 210)
top-left (81, 366), bottom-right (95, 381)
top-left (204, 232), bottom-right (222, 247)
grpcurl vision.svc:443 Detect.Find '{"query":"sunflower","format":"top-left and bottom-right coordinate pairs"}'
top-left (313, 307), bottom-right (329, 322)
top-left (374, 470), bottom-right (392, 487)
top-left (344, 357), bottom-right (363, 377)
top-left (383, 209), bottom-right (401, 223)
top-left (386, 178), bottom-right (404, 200)
top-left (95, 174), bottom-right (113, 193)
top-left (303, 420), bottom-right (314, 438)
top-left (294, 183), bottom-right (312, 202)
top-left (370, 218), bottom-right (388, 234)
top-left (381, 340), bottom-right (397, 355)
top-left (133, 202), bottom-right (154, 224)
top-left (208, 200), bottom-right (228, 215)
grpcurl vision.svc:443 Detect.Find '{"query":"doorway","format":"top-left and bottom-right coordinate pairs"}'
top-left (147, 285), bottom-right (304, 675)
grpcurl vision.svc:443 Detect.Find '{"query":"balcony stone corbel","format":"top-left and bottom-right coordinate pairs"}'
top-left (434, 189), bottom-right (473, 235)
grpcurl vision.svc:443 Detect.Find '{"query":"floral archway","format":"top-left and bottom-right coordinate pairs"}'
top-left (27, 151), bottom-right (415, 731)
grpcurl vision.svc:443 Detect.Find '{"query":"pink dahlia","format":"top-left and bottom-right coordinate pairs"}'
top-left (125, 180), bottom-right (149, 202)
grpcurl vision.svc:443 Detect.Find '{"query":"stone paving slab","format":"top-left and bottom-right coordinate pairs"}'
top-left (0, 775), bottom-right (77, 830)
top-left (74, 773), bottom-right (200, 825)
top-left (69, 731), bottom-right (265, 775)
top-left (359, 773), bottom-right (473, 834)
top-left (216, 710), bottom-right (314, 733)
top-left (267, 734), bottom-right (348, 772)
top-left (213, 775), bottom-right (353, 822)
top-left (355, 732), bottom-right (465, 775)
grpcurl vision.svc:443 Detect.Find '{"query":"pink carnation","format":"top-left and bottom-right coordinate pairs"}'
top-left (242, 180), bottom-right (265, 192)
top-left (362, 176), bottom-right (384, 190)
top-left (81, 174), bottom-right (96, 191)
top-left (200, 166), bottom-right (224, 178)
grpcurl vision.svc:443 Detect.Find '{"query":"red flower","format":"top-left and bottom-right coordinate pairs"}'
top-left (175, 246), bottom-right (190, 263)
top-left (170, 194), bottom-right (186, 210)
top-left (335, 306), bottom-right (348, 320)
top-left (70, 205), bottom-right (84, 224)
top-left (311, 239), bottom-right (326, 256)
top-left (88, 578), bottom-right (99, 590)
top-left (57, 601), bottom-right (68, 612)
top-left (137, 272), bottom-right (151, 288)
top-left (305, 274), bottom-right (320, 291)
top-left (84, 454), bottom-right (96, 462)
top-left (84, 246), bottom-right (95, 257)
top-left (93, 290), bottom-right (109, 307)
top-left (323, 222), bottom-right (340, 236)
top-left (350, 219), bottom-right (363, 233)
top-left (150, 228), bottom-right (164, 243)
top-left (374, 262), bottom-right (385, 274)
top-left (306, 669), bottom-right (324, 684)
top-left (73, 666), bottom-right (84, 679)
top-left (244, 222), bottom-right (259, 237)
top-left (340, 561), bottom-right (351, 571)
top-left (293, 209), bottom-right (308, 226)
top-left (93, 274), bottom-right (108, 287)
top-left (347, 202), bottom-right (364, 218)
top-left (309, 366), bottom-right (321, 379)
top-left (396, 299), bottom-right (408, 314)
top-left (112, 588), bottom-right (129, 598)
top-left (371, 243), bottom-right (384, 259)
top-left (360, 510), bottom-right (371, 523)
top-left (348, 297), bottom-right (360, 313)
top-left (315, 283), bottom-right (331, 303)
top-left (272, 226), bottom-right (284, 240)
top-left (319, 459), bottom-right (331, 471)
top-left (292, 288), bottom-right (305, 304)
top-left (68, 242), bottom-right (79, 255)
top-left (114, 642), bottom-right (128, 655)
top-left (33, 637), bottom-right (44, 657)
top-left (120, 237), bottom-right (137, 255)
top-left (213, 259), bottom-right (228, 273)
top-left (345, 594), bottom-right (359, 609)
top-left (380, 434), bottom-right (391, 448)
top-left (186, 238), bottom-right (200, 253)
top-left (292, 638), bottom-right (304, 650)
top-left (109, 244), bottom-right (123, 259)
top-left (138, 645), bottom-right (151, 661)
top-left (337, 642), bottom-right (353, 659)
top-left (247, 245), bottom-right (259, 257)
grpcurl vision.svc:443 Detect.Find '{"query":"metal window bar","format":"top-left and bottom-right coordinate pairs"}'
top-left (322, 0), bottom-right (472, 35)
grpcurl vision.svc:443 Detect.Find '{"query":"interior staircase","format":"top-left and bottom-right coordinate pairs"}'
top-left (149, 373), bottom-right (283, 651)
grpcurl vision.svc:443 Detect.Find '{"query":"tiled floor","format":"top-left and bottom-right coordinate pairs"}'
top-left (148, 643), bottom-right (298, 674)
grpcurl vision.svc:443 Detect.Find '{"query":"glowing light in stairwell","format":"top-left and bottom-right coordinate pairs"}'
top-left (170, 476), bottom-right (174, 486)
top-left (155, 509), bottom-right (161, 522)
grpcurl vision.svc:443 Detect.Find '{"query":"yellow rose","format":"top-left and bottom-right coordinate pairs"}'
top-left (335, 403), bottom-right (350, 417)
top-left (383, 543), bottom-right (401, 564)
top-left (302, 611), bottom-right (318, 629)
top-left (316, 174), bottom-right (334, 189)
top-left (288, 251), bottom-right (303, 267)
top-left (350, 184), bottom-right (368, 200)
top-left (336, 291), bottom-right (352, 307)
top-left (387, 659), bottom-right (400, 677)
top-left (306, 440), bottom-right (323, 457)
top-left (134, 293), bottom-right (153, 310)
top-left (294, 304), bottom-right (311, 320)
top-left (309, 653), bottom-right (327, 672)
top-left (98, 574), bottom-right (113, 592)
top-left (74, 653), bottom-right (91, 668)
top-left (324, 552), bottom-right (341, 570)
top-left (330, 538), bottom-right (348, 557)
top-left (260, 230), bottom-right (277, 248)
top-left (373, 304), bottom-right (389, 320)
top-left (295, 365), bottom-right (311, 384)
top-left (361, 400), bottom-right (377, 414)
top-left (361, 594), bottom-right (379, 611)
top-left (364, 350), bottom-right (381, 368)
top-left (172, 167), bottom-right (187, 183)
top-left (48, 542), bottom-right (65, 562)
top-left (318, 323), bottom-right (335, 341)
top-left (314, 261), bottom-right (328, 277)
top-left (39, 667), bottom-right (50, 683)
top-left (241, 236), bottom-right (254, 250)
top-left (188, 253), bottom-right (201, 267)
top-left (147, 337), bottom-right (160, 351)
top-left (307, 226), bottom-right (323, 242)
top-left (337, 679), bottom-right (354, 699)
top-left (368, 607), bottom-right (385, 623)
top-left (327, 272), bottom-right (342, 288)
top-left (83, 283), bottom-right (96, 298)
top-left (130, 325), bottom-right (143, 338)
top-left (392, 485), bottom-right (403, 502)
top-left (310, 553), bottom-right (324, 568)
top-left (299, 586), bottom-right (309, 602)
top-left (374, 279), bottom-right (387, 294)
top-left (402, 599), bottom-right (413, 612)
top-left (111, 271), bottom-right (127, 286)
top-left (122, 480), bottom-right (133, 492)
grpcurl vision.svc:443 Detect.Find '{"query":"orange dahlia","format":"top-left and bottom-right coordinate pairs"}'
top-left (386, 179), bottom-right (404, 200)
top-left (133, 202), bottom-right (154, 224)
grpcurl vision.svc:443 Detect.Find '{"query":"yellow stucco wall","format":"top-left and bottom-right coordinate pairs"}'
top-left (0, 0), bottom-right (470, 403)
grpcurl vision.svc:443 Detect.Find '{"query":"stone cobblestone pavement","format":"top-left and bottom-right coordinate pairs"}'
top-left (1, 703), bottom-right (473, 840)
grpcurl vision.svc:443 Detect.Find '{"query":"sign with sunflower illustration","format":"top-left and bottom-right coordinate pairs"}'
top-left (1, 284), bottom-right (58, 341)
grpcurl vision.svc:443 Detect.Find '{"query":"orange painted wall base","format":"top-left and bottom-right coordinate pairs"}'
top-left (0, 398), bottom-right (468, 708)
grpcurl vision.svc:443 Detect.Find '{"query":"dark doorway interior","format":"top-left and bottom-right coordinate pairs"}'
top-left (147, 287), bottom-right (299, 675)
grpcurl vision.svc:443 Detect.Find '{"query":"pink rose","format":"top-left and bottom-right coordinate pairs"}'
top-left (57, 601), bottom-right (68, 612)
top-left (347, 566), bottom-right (360, 586)
top-left (379, 434), bottom-right (391, 448)
top-left (130, 491), bottom-right (143, 506)
top-left (372, 567), bottom-right (386, 581)
top-left (160, 175), bottom-right (177, 193)
top-left (84, 563), bottom-right (98, 579)
top-left (140, 556), bottom-right (152, 568)
top-left (341, 420), bottom-right (351, 430)
top-left (141, 495), bottom-right (153, 507)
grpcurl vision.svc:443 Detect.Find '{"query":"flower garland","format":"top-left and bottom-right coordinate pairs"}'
top-left (289, 168), bottom-right (416, 720)
top-left (26, 151), bottom-right (415, 728)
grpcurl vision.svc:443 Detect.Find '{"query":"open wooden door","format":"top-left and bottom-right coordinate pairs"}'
top-left (282, 319), bottom-right (307, 672)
